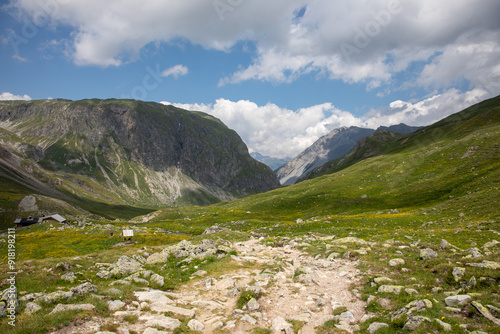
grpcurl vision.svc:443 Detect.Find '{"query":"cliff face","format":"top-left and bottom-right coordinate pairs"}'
top-left (0, 99), bottom-right (279, 208)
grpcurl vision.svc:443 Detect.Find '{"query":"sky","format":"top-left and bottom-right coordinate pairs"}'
top-left (1, 0), bottom-right (500, 159)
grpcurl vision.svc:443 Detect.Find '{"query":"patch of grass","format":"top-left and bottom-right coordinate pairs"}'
top-left (250, 328), bottom-right (272, 334)
top-left (236, 290), bottom-right (257, 310)
top-left (287, 319), bottom-right (305, 333)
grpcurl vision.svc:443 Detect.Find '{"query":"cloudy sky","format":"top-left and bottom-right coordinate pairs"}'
top-left (1, 0), bottom-right (500, 158)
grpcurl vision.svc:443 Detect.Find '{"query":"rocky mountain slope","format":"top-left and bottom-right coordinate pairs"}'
top-left (276, 124), bottom-right (420, 185)
top-left (275, 127), bottom-right (375, 185)
top-left (0, 99), bottom-right (279, 223)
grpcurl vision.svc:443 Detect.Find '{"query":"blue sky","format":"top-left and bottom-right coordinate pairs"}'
top-left (1, 0), bottom-right (500, 158)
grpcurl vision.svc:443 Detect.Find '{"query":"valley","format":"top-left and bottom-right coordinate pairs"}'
top-left (0, 95), bottom-right (499, 333)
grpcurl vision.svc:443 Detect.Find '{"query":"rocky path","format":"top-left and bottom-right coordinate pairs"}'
top-left (50, 238), bottom-right (366, 334)
top-left (176, 238), bottom-right (366, 333)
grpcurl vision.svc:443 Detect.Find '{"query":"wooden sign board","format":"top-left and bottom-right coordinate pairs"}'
top-left (123, 230), bottom-right (134, 237)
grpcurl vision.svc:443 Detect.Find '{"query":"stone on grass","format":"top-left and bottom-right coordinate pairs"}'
top-left (37, 290), bottom-right (73, 304)
top-left (146, 252), bottom-right (170, 265)
top-left (61, 272), bottom-right (77, 282)
top-left (335, 311), bottom-right (355, 324)
top-left (378, 285), bottom-right (404, 294)
top-left (367, 322), bottom-right (389, 333)
top-left (24, 302), bottom-right (41, 314)
top-left (150, 273), bottom-right (164, 287)
top-left (50, 303), bottom-right (94, 314)
top-left (96, 270), bottom-right (112, 279)
top-left (471, 301), bottom-right (500, 326)
top-left (110, 255), bottom-right (143, 276)
top-left (445, 295), bottom-right (472, 307)
top-left (70, 282), bottom-right (97, 296)
top-left (440, 239), bottom-right (452, 249)
top-left (482, 240), bottom-right (499, 249)
top-left (187, 319), bottom-right (205, 331)
top-left (272, 316), bottom-right (294, 334)
top-left (468, 260), bottom-right (500, 269)
top-left (452, 267), bottom-right (465, 282)
top-left (467, 247), bottom-right (483, 258)
top-left (434, 318), bottom-right (452, 331)
top-left (107, 300), bottom-right (125, 311)
top-left (373, 277), bottom-right (393, 284)
top-left (247, 298), bottom-right (260, 312)
top-left (419, 248), bottom-right (438, 259)
top-left (389, 258), bottom-right (405, 266)
top-left (403, 316), bottom-right (431, 331)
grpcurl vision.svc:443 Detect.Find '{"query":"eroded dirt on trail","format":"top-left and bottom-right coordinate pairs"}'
top-left (52, 238), bottom-right (365, 334)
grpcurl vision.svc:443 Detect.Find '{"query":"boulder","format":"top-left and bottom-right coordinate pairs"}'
top-left (70, 282), bottom-right (97, 296)
top-left (272, 316), bottom-right (294, 334)
top-left (471, 301), bottom-right (500, 326)
top-left (49, 303), bottom-right (95, 314)
top-left (187, 319), bottom-right (205, 331)
top-left (61, 272), bottom-right (77, 282)
top-left (55, 262), bottom-right (73, 271)
top-left (419, 248), bottom-right (438, 259)
top-left (367, 322), bottom-right (389, 333)
top-left (389, 258), bottom-right (405, 266)
top-left (373, 277), bottom-right (393, 284)
top-left (434, 318), bottom-right (452, 331)
top-left (0, 286), bottom-right (18, 317)
top-left (468, 260), bottom-right (500, 269)
top-left (24, 302), bottom-right (41, 314)
top-left (110, 255), bottom-right (143, 276)
top-left (247, 298), bottom-right (260, 312)
top-left (37, 290), bottom-right (73, 304)
top-left (140, 314), bottom-right (182, 331)
top-left (452, 267), bottom-right (465, 282)
top-left (403, 316), bottom-right (431, 331)
top-left (150, 273), bottom-right (164, 287)
top-left (378, 285), bottom-right (404, 294)
top-left (482, 240), bottom-right (499, 249)
top-left (467, 247), bottom-right (483, 258)
top-left (146, 252), bottom-right (170, 265)
top-left (107, 300), bottom-right (125, 311)
top-left (203, 226), bottom-right (230, 234)
top-left (96, 270), bottom-right (112, 279)
top-left (445, 295), bottom-right (472, 307)
top-left (241, 314), bottom-right (257, 325)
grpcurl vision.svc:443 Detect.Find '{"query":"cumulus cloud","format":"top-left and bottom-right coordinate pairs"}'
top-left (8, 0), bottom-right (500, 92)
top-left (0, 92), bottom-right (31, 100)
top-left (161, 65), bottom-right (188, 79)
top-left (162, 88), bottom-right (490, 158)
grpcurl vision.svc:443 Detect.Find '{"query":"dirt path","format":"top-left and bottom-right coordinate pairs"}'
top-left (52, 238), bottom-right (365, 334)
top-left (171, 238), bottom-right (366, 333)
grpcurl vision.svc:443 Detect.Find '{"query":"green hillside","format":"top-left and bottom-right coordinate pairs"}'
top-left (149, 94), bottom-right (500, 235)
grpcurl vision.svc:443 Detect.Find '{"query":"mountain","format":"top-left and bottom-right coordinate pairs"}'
top-left (298, 128), bottom-right (406, 182)
top-left (250, 152), bottom-right (291, 171)
top-left (275, 126), bottom-right (375, 185)
top-left (0, 99), bottom-right (279, 225)
top-left (379, 123), bottom-right (422, 133)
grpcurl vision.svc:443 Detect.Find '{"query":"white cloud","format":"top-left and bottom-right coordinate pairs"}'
top-left (162, 88), bottom-right (490, 159)
top-left (8, 0), bottom-right (500, 93)
top-left (161, 65), bottom-right (188, 79)
top-left (0, 92), bottom-right (31, 101)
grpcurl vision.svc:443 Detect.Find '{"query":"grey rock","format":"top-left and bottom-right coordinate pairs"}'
top-left (434, 318), bottom-right (452, 331)
top-left (61, 271), bottom-right (77, 282)
top-left (24, 302), bottom-right (41, 314)
top-left (335, 311), bottom-right (355, 324)
top-left (241, 314), bottom-right (257, 325)
top-left (146, 252), bottom-right (170, 265)
top-left (150, 273), bottom-right (164, 287)
top-left (272, 316), bottom-right (294, 334)
top-left (19, 292), bottom-right (44, 302)
top-left (107, 288), bottom-right (122, 295)
top-left (373, 277), bottom-right (393, 284)
top-left (96, 270), bottom-right (113, 279)
top-left (50, 303), bottom-right (95, 314)
top-left (419, 248), bottom-right (438, 259)
top-left (70, 282), bottom-right (97, 296)
top-left (140, 314), bottom-right (182, 330)
top-left (378, 285), bottom-right (404, 294)
top-left (445, 295), bottom-right (472, 307)
top-left (192, 270), bottom-right (208, 277)
top-left (247, 298), bottom-right (260, 312)
top-left (203, 226), bottom-right (230, 234)
top-left (143, 328), bottom-right (169, 334)
top-left (107, 300), bottom-right (126, 311)
top-left (440, 239), bottom-right (452, 248)
top-left (452, 267), bottom-right (465, 282)
top-left (55, 262), bottom-right (73, 271)
top-left (482, 240), bottom-right (499, 249)
top-left (187, 319), bottom-right (205, 331)
top-left (110, 255), bottom-right (143, 276)
top-left (403, 316), bottom-right (431, 331)
top-left (367, 322), bottom-right (389, 333)
top-left (389, 258), bottom-right (405, 266)
top-left (0, 286), bottom-right (18, 316)
top-left (467, 247), bottom-right (483, 258)
top-left (37, 290), bottom-right (73, 304)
